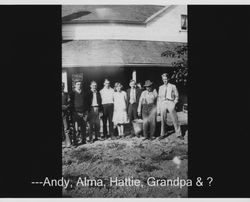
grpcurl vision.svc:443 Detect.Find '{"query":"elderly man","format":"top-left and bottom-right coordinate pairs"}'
top-left (100, 79), bottom-right (114, 139)
top-left (70, 80), bottom-right (89, 145)
top-left (157, 73), bottom-right (182, 139)
top-left (87, 81), bottom-right (102, 143)
top-left (138, 80), bottom-right (158, 140)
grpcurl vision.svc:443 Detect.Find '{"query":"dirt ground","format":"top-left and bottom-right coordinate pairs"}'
top-left (62, 130), bottom-right (188, 198)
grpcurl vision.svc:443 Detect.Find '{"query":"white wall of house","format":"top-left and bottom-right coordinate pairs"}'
top-left (62, 5), bottom-right (187, 43)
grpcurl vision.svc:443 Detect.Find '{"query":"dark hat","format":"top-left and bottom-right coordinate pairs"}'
top-left (144, 80), bottom-right (153, 87)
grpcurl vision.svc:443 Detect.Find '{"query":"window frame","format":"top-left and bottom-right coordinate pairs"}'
top-left (181, 14), bottom-right (188, 31)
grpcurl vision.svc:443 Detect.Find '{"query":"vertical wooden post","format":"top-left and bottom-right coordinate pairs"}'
top-left (132, 70), bottom-right (136, 82)
top-left (62, 70), bottom-right (68, 92)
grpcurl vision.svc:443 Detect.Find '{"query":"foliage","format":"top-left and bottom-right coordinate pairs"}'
top-left (161, 44), bottom-right (188, 86)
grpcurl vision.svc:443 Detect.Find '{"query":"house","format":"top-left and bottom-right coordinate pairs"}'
top-left (62, 5), bottom-right (187, 108)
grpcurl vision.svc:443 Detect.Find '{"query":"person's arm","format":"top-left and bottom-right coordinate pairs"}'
top-left (157, 87), bottom-right (161, 115)
top-left (112, 88), bottom-right (115, 102)
top-left (126, 89), bottom-right (130, 101)
top-left (153, 89), bottom-right (158, 104)
top-left (99, 89), bottom-right (103, 101)
top-left (126, 89), bottom-right (130, 109)
top-left (124, 91), bottom-right (128, 109)
top-left (136, 88), bottom-right (142, 103)
top-left (97, 91), bottom-right (103, 118)
top-left (83, 92), bottom-right (89, 119)
top-left (62, 94), bottom-right (67, 110)
top-left (98, 91), bottom-right (103, 111)
top-left (137, 92), bottom-right (144, 116)
top-left (68, 91), bottom-right (74, 112)
top-left (173, 85), bottom-right (179, 104)
top-left (67, 93), bottom-right (70, 107)
top-left (62, 93), bottom-right (69, 110)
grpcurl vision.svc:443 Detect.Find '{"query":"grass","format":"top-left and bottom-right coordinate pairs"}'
top-left (62, 134), bottom-right (188, 197)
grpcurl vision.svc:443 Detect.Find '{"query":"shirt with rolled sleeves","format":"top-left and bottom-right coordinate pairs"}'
top-left (138, 89), bottom-right (158, 113)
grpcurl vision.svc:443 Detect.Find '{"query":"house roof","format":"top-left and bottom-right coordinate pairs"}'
top-left (62, 40), bottom-right (186, 67)
top-left (62, 5), bottom-right (166, 24)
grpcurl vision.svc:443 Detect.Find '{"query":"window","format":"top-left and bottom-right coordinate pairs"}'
top-left (181, 15), bottom-right (187, 31)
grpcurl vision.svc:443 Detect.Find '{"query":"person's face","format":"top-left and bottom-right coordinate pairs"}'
top-left (162, 77), bottom-right (168, 85)
top-left (91, 83), bottom-right (97, 90)
top-left (130, 81), bottom-right (136, 88)
top-left (146, 86), bottom-right (152, 92)
top-left (75, 82), bottom-right (82, 91)
top-left (117, 86), bottom-right (121, 92)
top-left (104, 82), bottom-right (110, 88)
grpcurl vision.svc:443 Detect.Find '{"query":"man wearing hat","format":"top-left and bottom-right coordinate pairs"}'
top-left (137, 80), bottom-right (158, 140)
top-left (100, 79), bottom-right (115, 139)
top-left (157, 73), bottom-right (182, 139)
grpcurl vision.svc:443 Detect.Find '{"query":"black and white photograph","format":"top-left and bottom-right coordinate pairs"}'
top-left (62, 4), bottom-right (188, 197)
top-left (1, 2), bottom-right (250, 200)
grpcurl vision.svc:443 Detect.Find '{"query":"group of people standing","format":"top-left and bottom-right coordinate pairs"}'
top-left (62, 73), bottom-right (182, 148)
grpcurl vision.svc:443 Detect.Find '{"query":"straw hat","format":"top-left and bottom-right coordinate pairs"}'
top-left (144, 80), bottom-right (153, 87)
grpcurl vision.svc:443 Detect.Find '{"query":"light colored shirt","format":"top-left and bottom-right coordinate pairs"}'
top-left (138, 89), bottom-right (158, 112)
top-left (91, 90), bottom-right (98, 107)
top-left (157, 83), bottom-right (179, 113)
top-left (158, 83), bottom-right (179, 103)
top-left (100, 87), bottom-right (114, 104)
top-left (130, 88), bottom-right (136, 104)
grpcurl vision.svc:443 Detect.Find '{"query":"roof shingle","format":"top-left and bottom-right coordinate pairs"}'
top-left (62, 40), bottom-right (186, 67)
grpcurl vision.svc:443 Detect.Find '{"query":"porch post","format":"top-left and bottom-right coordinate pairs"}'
top-left (132, 70), bottom-right (136, 82)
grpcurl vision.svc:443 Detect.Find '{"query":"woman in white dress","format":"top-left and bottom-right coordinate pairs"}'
top-left (113, 82), bottom-right (128, 137)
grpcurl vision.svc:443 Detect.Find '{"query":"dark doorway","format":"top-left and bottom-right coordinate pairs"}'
top-left (67, 66), bottom-right (126, 91)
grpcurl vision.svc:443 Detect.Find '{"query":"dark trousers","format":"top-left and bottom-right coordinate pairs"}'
top-left (128, 103), bottom-right (138, 121)
top-left (62, 111), bottom-right (71, 146)
top-left (73, 111), bottom-right (87, 144)
top-left (88, 107), bottom-right (100, 141)
top-left (142, 104), bottom-right (156, 138)
top-left (102, 103), bottom-right (114, 138)
top-left (128, 103), bottom-right (141, 136)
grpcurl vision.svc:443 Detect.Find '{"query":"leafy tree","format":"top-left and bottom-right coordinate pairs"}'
top-left (161, 44), bottom-right (187, 86)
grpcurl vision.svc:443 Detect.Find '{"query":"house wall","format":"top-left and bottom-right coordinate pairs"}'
top-left (62, 5), bottom-right (187, 109)
top-left (62, 5), bottom-right (187, 43)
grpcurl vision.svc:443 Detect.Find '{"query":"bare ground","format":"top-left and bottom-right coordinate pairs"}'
top-left (62, 132), bottom-right (188, 198)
